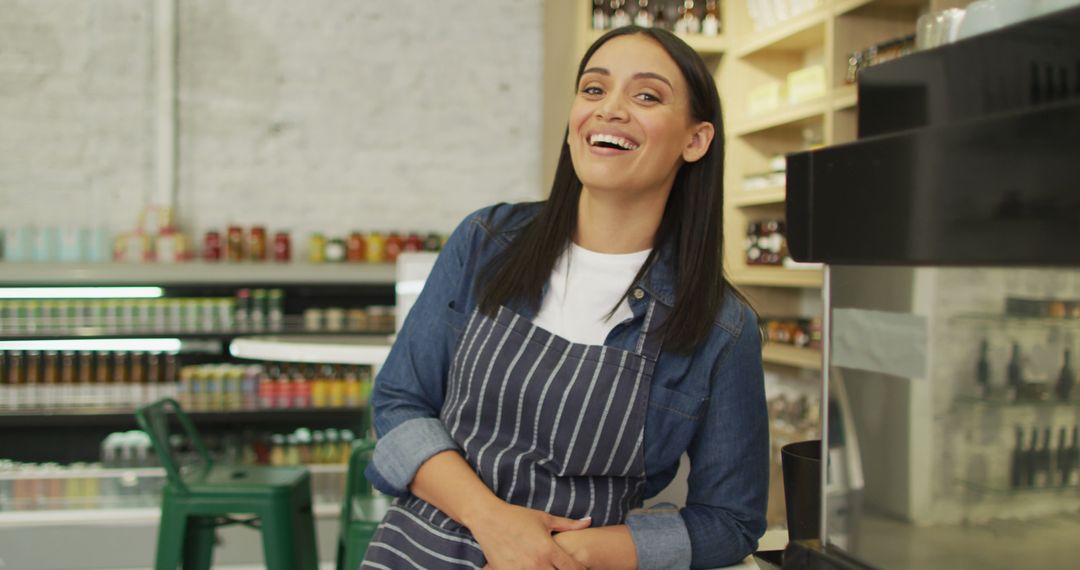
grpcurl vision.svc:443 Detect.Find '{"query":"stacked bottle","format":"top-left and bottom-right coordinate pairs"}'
top-left (0, 350), bottom-right (179, 410)
top-left (1009, 425), bottom-right (1080, 490)
top-left (176, 362), bottom-right (373, 412)
top-left (0, 297), bottom-right (236, 334)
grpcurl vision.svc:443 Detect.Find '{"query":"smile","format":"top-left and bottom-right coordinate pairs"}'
top-left (588, 133), bottom-right (639, 151)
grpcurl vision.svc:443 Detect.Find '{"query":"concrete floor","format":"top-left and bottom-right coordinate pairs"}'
top-left (850, 512), bottom-right (1080, 569)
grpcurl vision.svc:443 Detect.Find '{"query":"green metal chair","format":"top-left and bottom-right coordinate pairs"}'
top-left (335, 439), bottom-right (392, 570)
top-left (135, 398), bottom-right (318, 570)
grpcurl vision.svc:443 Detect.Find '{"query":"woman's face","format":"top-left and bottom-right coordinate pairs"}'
top-left (568, 34), bottom-right (712, 201)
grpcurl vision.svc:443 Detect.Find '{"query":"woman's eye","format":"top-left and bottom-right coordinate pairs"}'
top-left (636, 93), bottom-right (660, 103)
top-left (581, 86), bottom-right (604, 96)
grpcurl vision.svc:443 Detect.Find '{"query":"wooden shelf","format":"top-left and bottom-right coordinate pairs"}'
top-left (730, 7), bottom-right (828, 58)
top-left (585, 30), bottom-right (727, 55)
top-left (732, 97), bottom-right (828, 137)
top-left (730, 266), bottom-right (824, 288)
top-left (763, 343), bottom-right (822, 370)
top-left (732, 185), bottom-right (786, 207)
top-left (0, 262), bottom-right (397, 286)
top-left (681, 33), bottom-right (728, 55)
top-left (835, 0), bottom-right (926, 17)
top-left (831, 83), bottom-right (858, 110)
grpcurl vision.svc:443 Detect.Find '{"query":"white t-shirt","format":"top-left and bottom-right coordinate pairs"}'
top-left (533, 242), bottom-right (652, 346)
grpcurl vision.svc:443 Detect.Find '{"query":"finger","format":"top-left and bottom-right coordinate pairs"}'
top-left (547, 514), bottom-right (592, 532)
top-left (551, 547), bottom-right (586, 570)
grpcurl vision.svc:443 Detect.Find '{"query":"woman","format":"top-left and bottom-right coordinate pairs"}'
top-left (362, 26), bottom-right (768, 570)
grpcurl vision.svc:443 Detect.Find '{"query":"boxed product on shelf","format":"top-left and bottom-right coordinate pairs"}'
top-left (761, 316), bottom-right (820, 349)
top-left (746, 0), bottom-right (821, 32)
top-left (747, 81), bottom-right (783, 116)
top-left (786, 64), bottom-right (826, 104)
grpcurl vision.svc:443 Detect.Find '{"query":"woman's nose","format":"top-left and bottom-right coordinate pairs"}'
top-left (595, 96), bottom-right (628, 121)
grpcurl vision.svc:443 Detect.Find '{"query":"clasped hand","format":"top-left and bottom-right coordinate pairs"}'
top-left (470, 501), bottom-right (592, 570)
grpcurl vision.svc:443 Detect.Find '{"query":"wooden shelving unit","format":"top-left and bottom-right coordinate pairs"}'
top-left (763, 343), bottom-right (822, 370)
top-left (731, 185), bottom-right (787, 207)
top-left (720, 0), bottom-right (925, 335)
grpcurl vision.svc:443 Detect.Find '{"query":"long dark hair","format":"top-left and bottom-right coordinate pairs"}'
top-left (478, 26), bottom-right (737, 354)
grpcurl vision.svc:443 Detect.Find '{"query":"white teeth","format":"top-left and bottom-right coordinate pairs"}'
top-left (589, 133), bottom-right (638, 150)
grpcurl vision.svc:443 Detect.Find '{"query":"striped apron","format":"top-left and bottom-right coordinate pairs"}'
top-left (362, 302), bottom-right (664, 569)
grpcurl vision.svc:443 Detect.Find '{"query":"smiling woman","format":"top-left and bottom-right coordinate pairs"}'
top-left (360, 27), bottom-right (768, 570)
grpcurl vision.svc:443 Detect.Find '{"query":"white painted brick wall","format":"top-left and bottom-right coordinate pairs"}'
top-left (0, 0), bottom-right (155, 230)
top-left (1, 0), bottom-right (544, 242)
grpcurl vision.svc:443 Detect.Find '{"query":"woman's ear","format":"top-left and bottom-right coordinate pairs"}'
top-left (682, 121), bottom-right (715, 163)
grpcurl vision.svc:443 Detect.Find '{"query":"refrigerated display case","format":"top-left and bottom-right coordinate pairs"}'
top-left (785, 5), bottom-right (1080, 568)
top-left (0, 262), bottom-right (394, 569)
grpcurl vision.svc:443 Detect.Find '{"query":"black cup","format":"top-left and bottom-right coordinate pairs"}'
top-left (781, 439), bottom-right (822, 542)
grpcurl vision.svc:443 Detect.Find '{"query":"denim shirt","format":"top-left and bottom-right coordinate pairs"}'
top-left (366, 202), bottom-right (768, 569)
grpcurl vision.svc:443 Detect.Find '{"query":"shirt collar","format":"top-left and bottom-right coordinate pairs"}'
top-left (494, 204), bottom-right (679, 308)
top-left (638, 238), bottom-right (677, 308)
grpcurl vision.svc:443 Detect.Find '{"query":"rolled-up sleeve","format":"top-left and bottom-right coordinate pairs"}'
top-left (683, 306), bottom-right (769, 568)
top-left (364, 212), bottom-right (479, 496)
top-left (626, 502), bottom-right (693, 569)
top-left (632, 305), bottom-right (767, 569)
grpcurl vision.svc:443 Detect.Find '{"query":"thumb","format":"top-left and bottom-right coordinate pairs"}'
top-left (546, 514), bottom-right (592, 532)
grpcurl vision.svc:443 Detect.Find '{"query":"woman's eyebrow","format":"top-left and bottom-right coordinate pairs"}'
top-left (580, 67), bottom-right (673, 90)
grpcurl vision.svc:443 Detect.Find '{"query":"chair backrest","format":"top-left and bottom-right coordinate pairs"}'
top-left (340, 439), bottom-right (376, 529)
top-left (135, 398), bottom-right (212, 493)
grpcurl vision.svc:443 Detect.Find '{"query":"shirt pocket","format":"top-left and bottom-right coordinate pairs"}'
top-left (443, 299), bottom-right (469, 333)
top-left (647, 384), bottom-right (708, 467)
top-left (649, 383), bottom-right (707, 421)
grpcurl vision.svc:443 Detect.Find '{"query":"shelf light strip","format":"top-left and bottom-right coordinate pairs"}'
top-left (0, 287), bottom-right (164, 300)
top-left (0, 338), bottom-right (182, 353)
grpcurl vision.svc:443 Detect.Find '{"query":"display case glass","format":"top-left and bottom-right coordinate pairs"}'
top-left (823, 266), bottom-right (1080, 568)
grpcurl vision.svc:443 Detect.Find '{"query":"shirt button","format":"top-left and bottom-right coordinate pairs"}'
top-left (632, 288), bottom-right (645, 300)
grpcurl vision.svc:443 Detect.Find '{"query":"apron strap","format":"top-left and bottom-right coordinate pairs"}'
top-left (635, 299), bottom-right (667, 362)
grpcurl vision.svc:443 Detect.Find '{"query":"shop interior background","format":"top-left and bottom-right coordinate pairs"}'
top-left (0, 0), bottom-right (545, 241)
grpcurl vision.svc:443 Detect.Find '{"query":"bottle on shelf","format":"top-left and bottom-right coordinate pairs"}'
top-left (6, 351), bottom-right (25, 410)
top-left (163, 353), bottom-right (178, 400)
top-left (1056, 348), bottom-right (1075, 401)
top-left (94, 352), bottom-right (111, 408)
top-left (593, 0), bottom-right (609, 31)
top-left (1010, 425), bottom-right (1026, 489)
top-left (610, 0), bottom-right (631, 28)
top-left (25, 351), bottom-right (40, 409)
top-left (130, 352), bottom-right (146, 406)
top-left (42, 351), bottom-right (59, 408)
top-left (652, 0), bottom-right (668, 30)
top-left (1007, 341), bottom-right (1023, 399)
top-left (250, 289), bottom-right (267, 330)
top-left (268, 288), bottom-right (284, 331)
top-left (114, 352), bottom-right (130, 408)
top-left (1056, 427), bottom-right (1071, 487)
top-left (674, 0), bottom-right (699, 35)
top-left (1034, 427), bottom-right (1053, 488)
top-left (976, 339), bottom-right (990, 398)
top-left (0, 351), bottom-right (7, 409)
top-left (60, 351), bottom-right (76, 408)
top-left (146, 352), bottom-right (162, 403)
top-left (702, 0), bottom-right (720, 37)
top-left (235, 289), bottom-right (251, 330)
top-left (1025, 427), bottom-right (1039, 488)
top-left (634, 0), bottom-right (653, 27)
top-left (1068, 426), bottom-right (1080, 487)
top-left (77, 351), bottom-right (93, 408)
